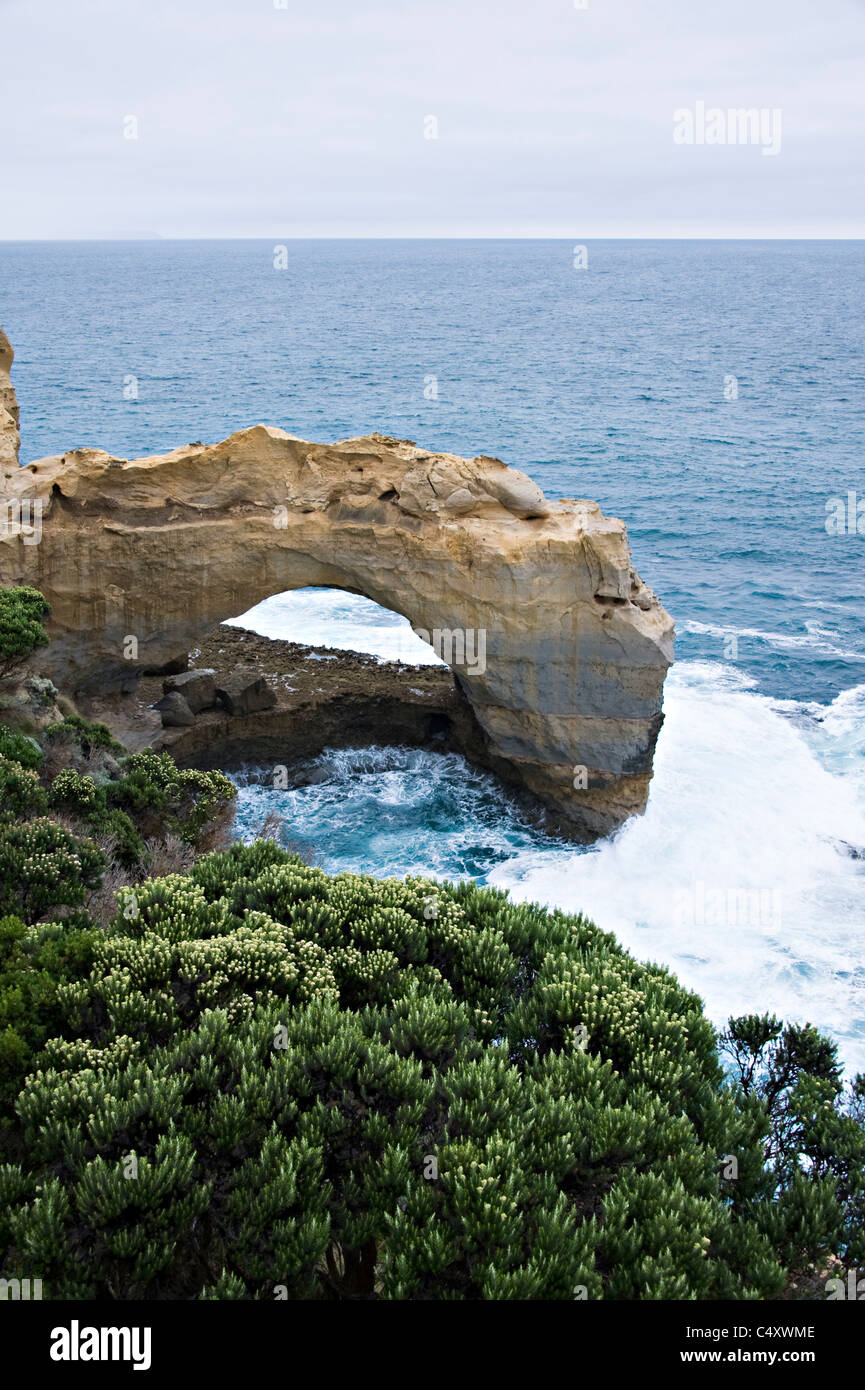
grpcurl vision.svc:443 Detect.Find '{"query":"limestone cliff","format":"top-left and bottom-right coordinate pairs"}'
top-left (0, 342), bottom-right (675, 841)
top-left (0, 327), bottom-right (20, 475)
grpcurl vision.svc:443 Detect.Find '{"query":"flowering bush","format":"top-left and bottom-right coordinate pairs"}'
top-left (3, 841), bottom-right (846, 1302)
top-left (0, 594), bottom-right (860, 1301)
top-left (47, 768), bottom-right (101, 816)
top-left (0, 755), bottom-right (48, 817)
top-left (106, 749), bottom-right (235, 845)
top-left (0, 818), bottom-right (104, 921)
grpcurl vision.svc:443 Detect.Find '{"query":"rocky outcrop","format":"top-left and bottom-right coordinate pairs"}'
top-left (0, 341), bottom-right (675, 840)
top-left (88, 626), bottom-right (490, 773)
top-left (0, 326), bottom-right (20, 476)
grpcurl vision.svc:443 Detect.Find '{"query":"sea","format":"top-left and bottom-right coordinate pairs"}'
top-left (2, 238), bottom-right (864, 1071)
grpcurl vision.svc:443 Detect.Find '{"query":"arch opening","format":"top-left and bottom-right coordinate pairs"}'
top-left (224, 587), bottom-right (446, 669)
top-left (178, 587), bottom-right (525, 878)
top-left (143, 583), bottom-right (493, 802)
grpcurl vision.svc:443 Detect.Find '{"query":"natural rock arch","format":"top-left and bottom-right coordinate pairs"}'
top-left (0, 334), bottom-right (674, 841)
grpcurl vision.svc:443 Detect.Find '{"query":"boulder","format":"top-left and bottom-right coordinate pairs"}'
top-left (154, 691), bottom-right (196, 727)
top-left (216, 672), bottom-right (277, 717)
top-left (164, 668), bottom-right (217, 713)
top-left (481, 465), bottom-right (550, 519)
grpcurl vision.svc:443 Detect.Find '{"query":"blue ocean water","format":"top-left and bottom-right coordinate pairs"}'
top-left (2, 240), bottom-right (864, 1067)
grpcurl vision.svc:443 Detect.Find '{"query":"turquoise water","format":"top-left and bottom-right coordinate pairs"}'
top-left (227, 591), bottom-right (865, 1074)
top-left (2, 239), bottom-right (864, 1067)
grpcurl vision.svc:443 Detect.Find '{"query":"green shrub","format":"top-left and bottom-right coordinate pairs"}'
top-left (47, 769), bottom-right (103, 817)
top-left (0, 587), bottom-right (50, 681)
top-left (0, 914), bottom-right (99, 1119)
top-left (44, 715), bottom-right (123, 759)
top-left (0, 724), bottom-right (43, 770)
top-left (97, 808), bottom-right (147, 869)
top-left (107, 749), bottom-right (235, 845)
top-left (0, 845), bottom-right (799, 1301)
top-left (39, 741), bottom-right (228, 865)
top-left (0, 755), bottom-right (48, 817)
top-left (721, 1014), bottom-right (865, 1270)
top-left (44, 773), bottom-right (145, 869)
top-left (0, 818), bottom-right (105, 922)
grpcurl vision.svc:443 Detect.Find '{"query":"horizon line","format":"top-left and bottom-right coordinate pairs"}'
top-left (1, 234), bottom-right (865, 244)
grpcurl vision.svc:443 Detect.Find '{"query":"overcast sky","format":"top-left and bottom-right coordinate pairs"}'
top-left (2, 0), bottom-right (864, 238)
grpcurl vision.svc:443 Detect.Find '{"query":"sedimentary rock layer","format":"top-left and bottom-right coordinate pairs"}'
top-left (0, 327), bottom-right (20, 475)
top-left (0, 331), bottom-right (674, 840)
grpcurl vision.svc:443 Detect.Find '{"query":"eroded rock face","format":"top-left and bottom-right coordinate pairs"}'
top-left (0, 345), bottom-right (675, 840)
top-left (0, 327), bottom-right (20, 476)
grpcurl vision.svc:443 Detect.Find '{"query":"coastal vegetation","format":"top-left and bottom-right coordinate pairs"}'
top-left (0, 585), bottom-right (50, 680)
top-left (0, 585), bottom-right (862, 1300)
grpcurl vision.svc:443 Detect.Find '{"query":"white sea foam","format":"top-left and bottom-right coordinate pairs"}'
top-left (225, 588), bottom-right (444, 666)
top-left (683, 618), bottom-right (865, 664)
top-left (490, 663), bottom-right (865, 1073)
